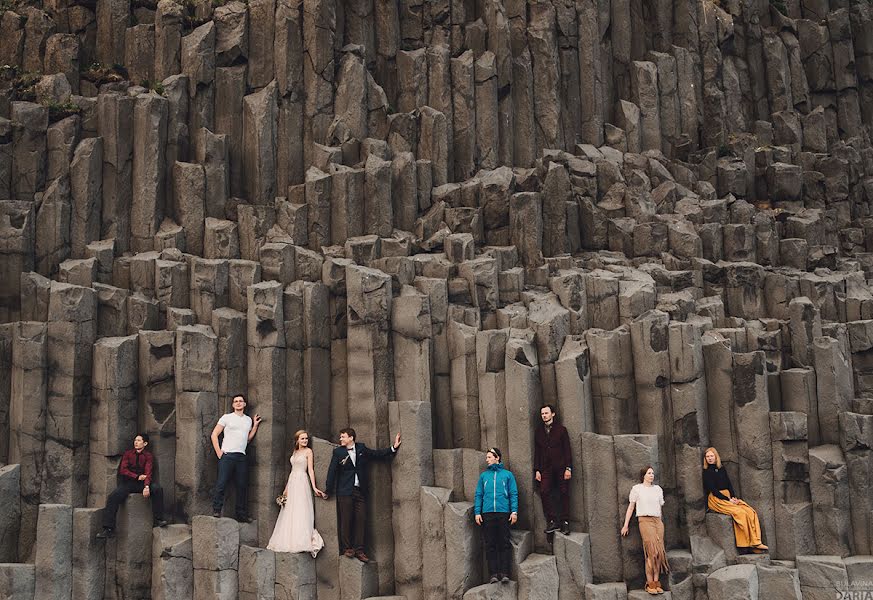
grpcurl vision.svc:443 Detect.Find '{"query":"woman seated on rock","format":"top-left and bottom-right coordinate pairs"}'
top-left (702, 446), bottom-right (768, 554)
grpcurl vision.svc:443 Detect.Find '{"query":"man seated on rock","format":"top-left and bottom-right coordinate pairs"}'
top-left (97, 433), bottom-right (168, 538)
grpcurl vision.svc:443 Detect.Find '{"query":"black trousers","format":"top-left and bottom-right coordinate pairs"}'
top-left (212, 452), bottom-right (249, 517)
top-left (336, 487), bottom-right (366, 552)
top-left (102, 480), bottom-right (164, 528)
top-left (539, 466), bottom-right (570, 521)
top-left (482, 512), bottom-right (512, 576)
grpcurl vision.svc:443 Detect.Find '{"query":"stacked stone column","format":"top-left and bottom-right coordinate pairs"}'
top-left (770, 411), bottom-right (815, 559)
top-left (89, 335), bottom-right (138, 509)
top-left (345, 264), bottom-right (395, 591)
top-left (43, 282), bottom-right (96, 506)
top-left (9, 321), bottom-right (47, 560)
top-left (247, 281), bottom-right (287, 544)
top-left (175, 324), bottom-right (219, 521)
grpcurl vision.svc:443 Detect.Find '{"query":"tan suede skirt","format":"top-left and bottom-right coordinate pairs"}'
top-left (638, 516), bottom-right (670, 575)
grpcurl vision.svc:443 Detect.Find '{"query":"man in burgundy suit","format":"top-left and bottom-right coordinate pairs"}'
top-left (96, 433), bottom-right (167, 538)
top-left (534, 404), bottom-right (573, 535)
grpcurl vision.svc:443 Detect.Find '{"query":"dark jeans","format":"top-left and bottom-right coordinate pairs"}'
top-left (212, 452), bottom-right (249, 517)
top-left (103, 480), bottom-right (164, 528)
top-left (539, 466), bottom-right (570, 521)
top-left (482, 512), bottom-right (512, 576)
top-left (336, 487), bottom-right (366, 552)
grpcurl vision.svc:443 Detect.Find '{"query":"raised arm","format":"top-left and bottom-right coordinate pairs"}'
top-left (210, 423), bottom-right (225, 458)
top-left (247, 414), bottom-right (262, 441)
top-left (307, 449), bottom-right (324, 497)
top-left (368, 433), bottom-right (403, 459)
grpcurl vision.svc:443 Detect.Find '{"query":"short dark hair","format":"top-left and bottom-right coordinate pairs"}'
top-left (232, 394), bottom-right (246, 402)
top-left (639, 466), bottom-right (654, 482)
top-left (136, 433), bottom-right (150, 444)
top-left (487, 447), bottom-right (502, 461)
top-left (340, 427), bottom-right (356, 440)
top-left (541, 404), bottom-right (557, 414)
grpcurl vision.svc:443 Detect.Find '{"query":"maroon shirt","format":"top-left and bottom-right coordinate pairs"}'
top-left (534, 422), bottom-right (572, 474)
top-left (119, 449), bottom-right (154, 485)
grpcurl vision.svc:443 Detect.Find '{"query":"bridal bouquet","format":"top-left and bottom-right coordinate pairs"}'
top-left (276, 493), bottom-right (287, 507)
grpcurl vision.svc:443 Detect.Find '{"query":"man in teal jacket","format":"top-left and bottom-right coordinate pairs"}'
top-left (474, 447), bottom-right (519, 584)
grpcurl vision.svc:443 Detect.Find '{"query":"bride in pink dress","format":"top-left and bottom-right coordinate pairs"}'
top-left (267, 430), bottom-right (325, 557)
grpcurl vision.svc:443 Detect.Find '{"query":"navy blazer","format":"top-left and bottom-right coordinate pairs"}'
top-left (324, 443), bottom-right (396, 496)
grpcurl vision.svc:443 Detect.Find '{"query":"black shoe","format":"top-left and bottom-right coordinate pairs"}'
top-left (545, 520), bottom-right (558, 534)
top-left (501, 574), bottom-right (510, 583)
top-left (489, 575), bottom-right (499, 584)
top-left (236, 515), bottom-right (253, 524)
top-left (96, 527), bottom-right (114, 539)
top-left (212, 510), bottom-right (221, 518)
top-left (154, 519), bottom-right (168, 528)
top-left (560, 520), bottom-right (570, 535)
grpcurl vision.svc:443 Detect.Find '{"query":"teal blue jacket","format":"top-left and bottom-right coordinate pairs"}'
top-left (474, 463), bottom-right (519, 515)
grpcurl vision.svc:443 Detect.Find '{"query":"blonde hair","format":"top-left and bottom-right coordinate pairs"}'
top-left (293, 430), bottom-right (309, 451)
top-left (703, 447), bottom-right (722, 469)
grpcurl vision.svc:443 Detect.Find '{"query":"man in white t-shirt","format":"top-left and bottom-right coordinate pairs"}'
top-left (210, 395), bottom-right (262, 521)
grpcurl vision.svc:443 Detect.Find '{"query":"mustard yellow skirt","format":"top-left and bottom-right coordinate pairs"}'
top-left (708, 490), bottom-right (763, 547)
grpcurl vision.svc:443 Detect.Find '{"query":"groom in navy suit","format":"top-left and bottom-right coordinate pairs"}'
top-left (324, 427), bottom-right (401, 563)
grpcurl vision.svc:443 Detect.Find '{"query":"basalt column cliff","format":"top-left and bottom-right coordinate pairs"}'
top-left (0, 0), bottom-right (872, 598)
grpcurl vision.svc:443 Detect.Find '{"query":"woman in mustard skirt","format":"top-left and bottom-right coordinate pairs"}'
top-left (702, 447), bottom-right (768, 553)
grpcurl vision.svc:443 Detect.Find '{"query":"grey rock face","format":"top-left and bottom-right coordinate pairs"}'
top-left (6, 2), bottom-right (873, 599)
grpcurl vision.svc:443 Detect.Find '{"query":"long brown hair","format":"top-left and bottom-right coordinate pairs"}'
top-left (293, 430), bottom-right (309, 451)
top-left (703, 447), bottom-right (722, 469)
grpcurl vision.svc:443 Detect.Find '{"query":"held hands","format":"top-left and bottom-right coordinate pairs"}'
top-left (475, 514), bottom-right (483, 526)
top-left (509, 512), bottom-right (518, 525)
top-left (393, 432), bottom-right (402, 449)
top-left (620, 524), bottom-right (629, 537)
top-left (314, 488), bottom-right (326, 499)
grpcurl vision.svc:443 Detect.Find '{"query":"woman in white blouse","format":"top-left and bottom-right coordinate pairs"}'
top-left (620, 466), bottom-right (669, 595)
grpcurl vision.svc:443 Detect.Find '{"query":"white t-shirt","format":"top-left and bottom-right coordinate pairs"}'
top-left (629, 483), bottom-right (664, 518)
top-left (218, 412), bottom-right (253, 454)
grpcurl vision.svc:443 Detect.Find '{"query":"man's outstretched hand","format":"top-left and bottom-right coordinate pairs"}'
top-left (393, 433), bottom-right (402, 450)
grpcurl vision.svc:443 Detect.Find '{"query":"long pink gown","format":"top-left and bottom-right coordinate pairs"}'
top-left (267, 452), bottom-right (324, 557)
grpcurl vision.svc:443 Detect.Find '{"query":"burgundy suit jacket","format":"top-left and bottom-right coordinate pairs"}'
top-left (533, 423), bottom-right (572, 474)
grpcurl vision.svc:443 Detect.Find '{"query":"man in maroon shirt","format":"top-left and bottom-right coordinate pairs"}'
top-left (97, 433), bottom-right (167, 538)
top-left (534, 404), bottom-right (573, 535)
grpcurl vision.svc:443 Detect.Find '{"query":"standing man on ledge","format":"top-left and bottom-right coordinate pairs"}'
top-left (211, 394), bottom-right (261, 522)
top-left (534, 404), bottom-right (573, 535)
top-left (324, 427), bottom-right (402, 563)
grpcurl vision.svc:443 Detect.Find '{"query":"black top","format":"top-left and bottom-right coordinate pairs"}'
top-left (703, 466), bottom-right (735, 501)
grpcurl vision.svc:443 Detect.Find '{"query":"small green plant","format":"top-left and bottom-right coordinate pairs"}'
top-left (717, 144), bottom-right (732, 158)
top-left (140, 79), bottom-right (166, 95)
top-left (0, 65), bottom-right (41, 101)
top-left (44, 101), bottom-right (81, 123)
